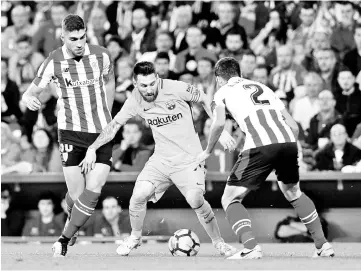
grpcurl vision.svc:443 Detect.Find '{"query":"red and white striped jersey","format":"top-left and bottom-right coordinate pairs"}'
top-left (213, 77), bottom-right (296, 151)
top-left (33, 43), bottom-right (112, 133)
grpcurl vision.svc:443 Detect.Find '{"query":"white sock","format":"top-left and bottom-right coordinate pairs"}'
top-left (194, 200), bottom-right (223, 245)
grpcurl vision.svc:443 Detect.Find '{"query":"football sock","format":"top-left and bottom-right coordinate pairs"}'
top-left (226, 201), bottom-right (258, 250)
top-left (129, 197), bottom-right (147, 238)
top-left (62, 189), bottom-right (99, 240)
top-left (193, 200), bottom-right (223, 245)
top-left (65, 192), bottom-right (74, 218)
top-left (290, 193), bottom-right (327, 249)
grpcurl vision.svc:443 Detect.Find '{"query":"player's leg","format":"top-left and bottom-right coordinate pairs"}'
top-left (53, 144), bottom-right (86, 256)
top-left (172, 164), bottom-right (236, 256)
top-left (59, 144), bottom-right (86, 217)
top-left (61, 163), bottom-right (110, 239)
top-left (275, 142), bottom-right (334, 257)
top-left (116, 158), bottom-right (172, 256)
top-left (62, 166), bottom-right (85, 246)
top-left (223, 148), bottom-right (273, 259)
top-left (116, 179), bottom-right (155, 256)
top-left (54, 143), bottom-right (112, 257)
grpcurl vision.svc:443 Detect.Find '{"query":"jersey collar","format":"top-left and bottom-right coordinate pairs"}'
top-left (228, 77), bottom-right (242, 84)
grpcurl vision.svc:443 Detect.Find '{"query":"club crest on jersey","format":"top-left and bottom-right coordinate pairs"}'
top-left (62, 67), bottom-right (69, 73)
top-left (59, 143), bottom-right (73, 162)
top-left (166, 101), bottom-right (176, 110)
top-left (91, 61), bottom-right (99, 71)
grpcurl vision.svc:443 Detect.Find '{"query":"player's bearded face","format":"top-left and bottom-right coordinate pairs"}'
top-left (136, 74), bottom-right (159, 102)
top-left (62, 29), bottom-right (87, 57)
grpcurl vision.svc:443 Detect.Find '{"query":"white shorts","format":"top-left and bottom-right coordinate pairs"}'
top-left (136, 157), bottom-right (206, 202)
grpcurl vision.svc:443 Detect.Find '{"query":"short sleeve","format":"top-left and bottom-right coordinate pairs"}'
top-left (102, 51), bottom-right (112, 76)
top-left (211, 87), bottom-right (226, 112)
top-left (32, 56), bottom-right (54, 89)
top-left (113, 96), bottom-right (139, 125)
top-left (174, 81), bottom-right (204, 103)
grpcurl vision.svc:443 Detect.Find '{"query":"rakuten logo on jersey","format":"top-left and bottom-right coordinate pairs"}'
top-left (65, 78), bottom-right (99, 87)
top-left (147, 113), bottom-right (183, 127)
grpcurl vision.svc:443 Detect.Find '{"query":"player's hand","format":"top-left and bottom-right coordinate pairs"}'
top-left (79, 148), bottom-right (97, 174)
top-left (219, 131), bottom-right (237, 152)
top-left (22, 95), bottom-right (42, 111)
top-left (196, 150), bottom-right (211, 164)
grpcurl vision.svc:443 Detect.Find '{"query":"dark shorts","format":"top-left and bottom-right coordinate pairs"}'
top-left (58, 129), bottom-right (113, 167)
top-left (228, 142), bottom-right (299, 190)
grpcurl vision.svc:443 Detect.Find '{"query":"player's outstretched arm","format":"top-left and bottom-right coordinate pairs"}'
top-left (198, 91), bottom-right (236, 151)
top-left (197, 103), bottom-right (226, 163)
top-left (103, 60), bottom-right (115, 112)
top-left (21, 83), bottom-right (45, 111)
top-left (80, 119), bottom-right (122, 174)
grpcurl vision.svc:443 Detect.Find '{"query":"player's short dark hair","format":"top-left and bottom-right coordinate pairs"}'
top-left (16, 35), bottom-right (32, 44)
top-left (214, 57), bottom-right (241, 81)
top-left (133, 61), bottom-right (155, 80)
top-left (62, 14), bottom-right (85, 33)
top-left (155, 52), bottom-right (170, 62)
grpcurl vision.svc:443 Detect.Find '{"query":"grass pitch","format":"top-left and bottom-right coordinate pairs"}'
top-left (2, 242), bottom-right (361, 270)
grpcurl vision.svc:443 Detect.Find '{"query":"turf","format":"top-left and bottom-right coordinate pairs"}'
top-left (2, 242), bottom-right (361, 270)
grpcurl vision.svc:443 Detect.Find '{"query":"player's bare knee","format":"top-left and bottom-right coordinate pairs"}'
top-left (86, 176), bottom-right (107, 193)
top-left (221, 194), bottom-right (242, 211)
top-left (68, 189), bottom-right (82, 201)
top-left (184, 189), bottom-right (204, 209)
top-left (281, 183), bottom-right (302, 201)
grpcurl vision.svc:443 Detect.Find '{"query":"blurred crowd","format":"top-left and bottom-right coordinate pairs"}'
top-left (2, 0), bottom-right (361, 178)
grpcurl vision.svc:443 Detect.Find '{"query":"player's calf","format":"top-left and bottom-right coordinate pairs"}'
top-left (279, 182), bottom-right (328, 250)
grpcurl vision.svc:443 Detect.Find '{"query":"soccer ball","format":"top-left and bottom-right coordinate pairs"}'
top-left (168, 229), bottom-right (200, 256)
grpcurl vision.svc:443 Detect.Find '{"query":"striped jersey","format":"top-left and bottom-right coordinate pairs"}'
top-left (32, 43), bottom-right (112, 133)
top-left (114, 79), bottom-right (203, 168)
top-left (213, 77), bottom-right (296, 151)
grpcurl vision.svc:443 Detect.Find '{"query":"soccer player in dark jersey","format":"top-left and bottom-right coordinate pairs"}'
top-left (22, 14), bottom-right (115, 257)
top-left (198, 57), bottom-right (335, 259)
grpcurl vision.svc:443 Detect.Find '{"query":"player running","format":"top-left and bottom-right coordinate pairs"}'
top-left (198, 57), bottom-right (335, 259)
top-left (22, 15), bottom-right (115, 257)
top-left (80, 61), bottom-right (237, 257)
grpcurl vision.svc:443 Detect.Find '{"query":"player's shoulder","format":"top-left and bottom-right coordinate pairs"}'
top-left (88, 44), bottom-right (110, 56)
top-left (46, 47), bottom-right (64, 61)
top-left (161, 79), bottom-right (188, 94)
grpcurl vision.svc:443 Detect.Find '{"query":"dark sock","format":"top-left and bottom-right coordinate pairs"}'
top-left (226, 201), bottom-right (258, 250)
top-left (58, 235), bottom-right (70, 244)
top-left (63, 189), bottom-right (99, 239)
top-left (65, 192), bottom-right (74, 219)
top-left (290, 193), bottom-right (327, 249)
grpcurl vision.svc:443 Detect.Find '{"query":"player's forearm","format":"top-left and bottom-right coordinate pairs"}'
top-left (22, 83), bottom-right (43, 101)
top-left (200, 100), bottom-right (213, 121)
top-left (89, 120), bottom-right (121, 150)
top-left (106, 79), bottom-right (115, 112)
top-left (206, 121), bottom-right (225, 154)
